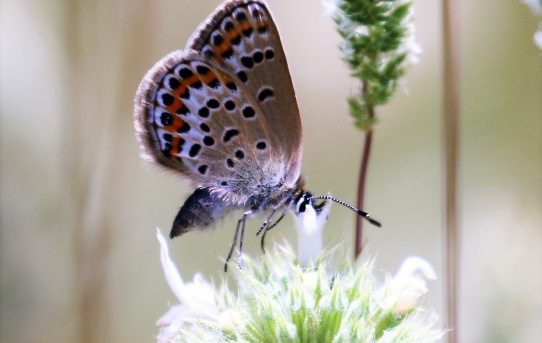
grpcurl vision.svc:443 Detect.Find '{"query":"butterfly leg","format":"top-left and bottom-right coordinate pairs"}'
top-left (224, 211), bottom-right (251, 272)
top-left (256, 208), bottom-right (278, 236)
top-left (259, 202), bottom-right (292, 253)
top-left (237, 213), bottom-right (247, 268)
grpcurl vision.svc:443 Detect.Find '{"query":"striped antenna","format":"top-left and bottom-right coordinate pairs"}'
top-left (308, 195), bottom-right (382, 228)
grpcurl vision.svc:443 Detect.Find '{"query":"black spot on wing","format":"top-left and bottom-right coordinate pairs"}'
top-left (242, 106), bottom-right (255, 119)
top-left (178, 122), bottom-right (191, 134)
top-left (203, 136), bottom-right (215, 146)
top-left (198, 165), bottom-right (208, 175)
top-left (237, 71), bottom-right (248, 83)
top-left (189, 144), bottom-right (201, 157)
top-left (223, 129), bottom-right (239, 143)
top-left (198, 107), bottom-right (210, 118)
top-left (258, 88), bottom-right (274, 102)
top-left (207, 99), bottom-right (220, 109)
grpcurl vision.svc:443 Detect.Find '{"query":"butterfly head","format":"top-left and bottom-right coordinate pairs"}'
top-left (292, 191), bottom-right (332, 234)
top-left (294, 191), bottom-right (327, 216)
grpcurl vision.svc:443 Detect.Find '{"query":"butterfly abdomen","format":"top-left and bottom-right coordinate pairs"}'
top-left (170, 187), bottom-right (234, 238)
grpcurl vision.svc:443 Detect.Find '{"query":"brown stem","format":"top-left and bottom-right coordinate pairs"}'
top-left (355, 80), bottom-right (375, 258)
top-left (443, 0), bottom-right (461, 342)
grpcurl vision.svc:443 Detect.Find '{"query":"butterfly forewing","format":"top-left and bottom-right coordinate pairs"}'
top-left (188, 0), bottom-right (303, 185)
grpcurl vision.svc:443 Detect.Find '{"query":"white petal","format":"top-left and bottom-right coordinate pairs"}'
top-left (322, 0), bottom-right (339, 17)
top-left (390, 256), bottom-right (436, 314)
top-left (534, 28), bottom-right (542, 50)
top-left (156, 228), bottom-right (185, 302)
top-left (156, 228), bottom-right (219, 319)
top-left (523, 0), bottom-right (542, 15)
top-left (395, 256), bottom-right (436, 282)
top-left (156, 305), bottom-right (186, 327)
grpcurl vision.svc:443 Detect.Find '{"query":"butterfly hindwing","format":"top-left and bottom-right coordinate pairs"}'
top-left (187, 0), bottom-right (303, 185)
top-left (135, 50), bottom-right (290, 205)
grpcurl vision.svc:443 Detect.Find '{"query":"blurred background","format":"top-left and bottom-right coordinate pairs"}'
top-left (1, 0), bottom-right (540, 342)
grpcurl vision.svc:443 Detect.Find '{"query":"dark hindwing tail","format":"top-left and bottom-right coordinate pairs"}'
top-left (170, 187), bottom-right (233, 238)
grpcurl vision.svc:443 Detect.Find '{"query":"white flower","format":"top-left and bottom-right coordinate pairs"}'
top-left (534, 25), bottom-right (542, 50)
top-left (322, 0), bottom-right (340, 17)
top-left (523, 0), bottom-right (542, 15)
top-left (521, 1), bottom-right (542, 50)
top-left (398, 3), bottom-right (421, 66)
top-left (152, 232), bottom-right (441, 342)
top-left (384, 256), bottom-right (437, 315)
top-left (155, 229), bottom-right (219, 342)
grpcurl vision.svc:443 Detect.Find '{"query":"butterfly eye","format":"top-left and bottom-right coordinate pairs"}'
top-left (297, 198), bottom-right (309, 214)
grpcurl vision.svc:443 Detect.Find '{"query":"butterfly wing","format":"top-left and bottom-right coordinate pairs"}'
top-left (135, 50), bottom-right (291, 205)
top-left (135, 0), bottom-right (303, 204)
top-left (187, 0), bottom-right (303, 185)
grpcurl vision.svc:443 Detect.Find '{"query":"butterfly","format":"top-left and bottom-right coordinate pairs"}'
top-left (134, 0), bottom-right (380, 270)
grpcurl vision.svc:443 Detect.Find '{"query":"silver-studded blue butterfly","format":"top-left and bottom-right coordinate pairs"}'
top-left (134, 0), bottom-right (380, 270)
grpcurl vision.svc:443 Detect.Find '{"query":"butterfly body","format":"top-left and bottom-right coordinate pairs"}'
top-left (134, 0), bottom-right (379, 264)
top-left (134, 0), bottom-right (305, 235)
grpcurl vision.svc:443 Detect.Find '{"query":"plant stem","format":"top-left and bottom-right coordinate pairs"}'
top-left (442, 0), bottom-right (461, 342)
top-left (355, 80), bottom-right (375, 258)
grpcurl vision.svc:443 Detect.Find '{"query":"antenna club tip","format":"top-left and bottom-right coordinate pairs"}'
top-left (367, 217), bottom-right (382, 228)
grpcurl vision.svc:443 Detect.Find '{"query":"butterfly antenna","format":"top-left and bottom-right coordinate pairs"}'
top-left (308, 195), bottom-right (382, 227)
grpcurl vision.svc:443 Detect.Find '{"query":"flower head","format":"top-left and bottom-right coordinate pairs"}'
top-left (155, 229), bottom-right (442, 342)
